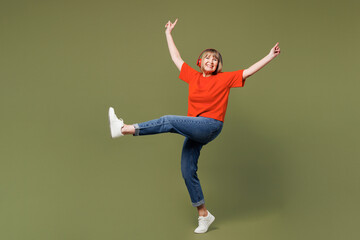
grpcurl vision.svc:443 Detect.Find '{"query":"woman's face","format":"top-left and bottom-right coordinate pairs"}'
top-left (202, 54), bottom-right (218, 74)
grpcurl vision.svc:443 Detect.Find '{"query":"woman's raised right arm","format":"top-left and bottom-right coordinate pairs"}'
top-left (165, 19), bottom-right (184, 71)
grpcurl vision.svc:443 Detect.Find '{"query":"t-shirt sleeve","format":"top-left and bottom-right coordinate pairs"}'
top-left (227, 69), bottom-right (245, 88)
top-left (179, 62), bottom-right (199, 84)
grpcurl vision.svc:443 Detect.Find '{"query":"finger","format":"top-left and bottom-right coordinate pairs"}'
top-left (173, 18), bottom-right (178, 26)
top-left (274, 42), bottom-right (279, 48)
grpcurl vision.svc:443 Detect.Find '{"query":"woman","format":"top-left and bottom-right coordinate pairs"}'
top-left (109, 19), bottom-right (280, 233)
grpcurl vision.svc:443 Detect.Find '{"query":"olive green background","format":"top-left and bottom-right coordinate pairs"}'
top-left (1, 0), bottom-right (359, 239)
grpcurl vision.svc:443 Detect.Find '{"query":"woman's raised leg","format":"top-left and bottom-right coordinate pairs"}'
top-left (109, 108), bottom-right (223, 142)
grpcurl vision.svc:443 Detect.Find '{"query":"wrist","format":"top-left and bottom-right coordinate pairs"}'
top-left (266, 53), bottom-right (274, 61)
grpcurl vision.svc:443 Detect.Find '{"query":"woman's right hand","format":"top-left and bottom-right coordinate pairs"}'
top-left (165, 18), bottom-right (178, 34)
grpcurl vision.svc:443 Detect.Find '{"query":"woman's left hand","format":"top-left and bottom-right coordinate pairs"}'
top-left (269, 42), bottom-right (281, 59)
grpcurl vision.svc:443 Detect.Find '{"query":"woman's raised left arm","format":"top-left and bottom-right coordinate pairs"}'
top-left (242, 42), bottom-right (281, 80)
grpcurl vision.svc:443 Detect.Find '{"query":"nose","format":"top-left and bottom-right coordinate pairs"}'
top-left (211, 59), bottom-right (217, 66)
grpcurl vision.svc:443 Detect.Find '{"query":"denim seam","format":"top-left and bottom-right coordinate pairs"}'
top-left (137, 118), bottom-right (216, 130)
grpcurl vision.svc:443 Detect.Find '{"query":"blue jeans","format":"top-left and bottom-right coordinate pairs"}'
top-left (133, 115), bottom-right (223, 207)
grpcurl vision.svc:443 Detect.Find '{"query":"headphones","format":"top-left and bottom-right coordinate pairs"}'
top-left (196, 49), bottom-right (223, 68)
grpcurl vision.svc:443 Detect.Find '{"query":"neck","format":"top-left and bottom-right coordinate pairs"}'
top-left (202, 72), bottom-right (212, 77)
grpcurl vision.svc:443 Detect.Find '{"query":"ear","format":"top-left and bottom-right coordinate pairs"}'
top-left (197, 59), bottom-right (202, 68)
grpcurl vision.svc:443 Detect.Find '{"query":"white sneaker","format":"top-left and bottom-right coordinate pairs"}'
top-left (194, 211), bottom-right (215, 234)
top-left (108, 107), bottom-right (124, 138)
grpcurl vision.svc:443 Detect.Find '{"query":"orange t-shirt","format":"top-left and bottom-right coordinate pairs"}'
top-left (179, 62), bottom-right (245, 122)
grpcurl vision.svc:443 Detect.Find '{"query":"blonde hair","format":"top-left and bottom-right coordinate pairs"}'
top-left (199, 49), bottom-right (223, 75)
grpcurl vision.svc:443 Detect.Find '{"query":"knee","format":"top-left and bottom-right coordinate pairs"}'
top-left (159, 115), bottom-right (170, 123)
top-left (159, 115), bottom-right (178, 127)
top-left (160, 115), bottom-right (175, 121)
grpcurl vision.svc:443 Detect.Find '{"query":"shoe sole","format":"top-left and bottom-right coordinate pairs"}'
top-left (108, 107), bottom-right (124, 138)
top-left (109, 107), bottom-right (118, 138)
